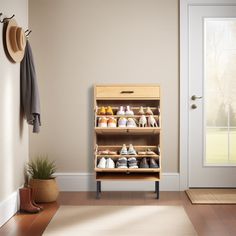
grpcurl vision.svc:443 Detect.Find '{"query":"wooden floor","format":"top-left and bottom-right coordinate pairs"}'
top-left (1, 191), bottom-right (236, 236)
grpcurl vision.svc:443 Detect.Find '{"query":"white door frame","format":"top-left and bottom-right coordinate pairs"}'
top-left (179, 0), bottom-right (236, 190)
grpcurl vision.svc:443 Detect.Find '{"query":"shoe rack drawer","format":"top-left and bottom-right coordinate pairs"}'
top-left (95, 85), bottom-right (160, 100)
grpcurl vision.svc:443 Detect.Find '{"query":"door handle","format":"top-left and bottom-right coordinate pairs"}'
top-left (191, 95), bottom-right (202, 101)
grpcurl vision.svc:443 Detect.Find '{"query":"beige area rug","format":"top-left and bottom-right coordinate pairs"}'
top-left (43, 205), bottom-right (197, 236)
top-left (186, 189), bottom-right (236, 204)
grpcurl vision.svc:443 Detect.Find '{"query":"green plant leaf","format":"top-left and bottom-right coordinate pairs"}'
top-left (27, 155), bottom-right (56, 179)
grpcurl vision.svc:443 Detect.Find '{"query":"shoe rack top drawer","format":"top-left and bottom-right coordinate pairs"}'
top-left (95, 85), bottom-right (160, 100)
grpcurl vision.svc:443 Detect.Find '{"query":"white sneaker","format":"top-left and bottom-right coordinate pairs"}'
top-left (127, 144), bottom-right (137, 155)
top-left (97, 157), bottom-right (106, 168)
top-left (120, 144), bottom-right (128, 155)
top-left (117, 106), bottom-right (125, 115)
top-left (118, 117), bottom-right (127, 127)
top-left (127, 118), bottom-right (137, 127)
top-left (125, 106), bottom-right (134, 115)
top-left (106, 158), bottom-right (115, 168)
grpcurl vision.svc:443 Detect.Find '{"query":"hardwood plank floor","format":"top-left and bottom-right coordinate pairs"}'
top-left (0, 191), bottom-right (236, 236)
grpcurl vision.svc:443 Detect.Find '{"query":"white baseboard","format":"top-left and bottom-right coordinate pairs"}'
top-left (54, 172), bottom-right (180, 191)
top-left (0, 190), bottom-right (19, 228)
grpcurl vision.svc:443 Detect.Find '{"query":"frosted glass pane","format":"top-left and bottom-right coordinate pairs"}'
top-left (205, 18), bottom-right (236, 165)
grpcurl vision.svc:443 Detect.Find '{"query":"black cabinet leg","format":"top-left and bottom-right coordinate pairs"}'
top-left (99, 181), bottom-right (101, 193)
top-left (155, 181), bottom-right (159, 199)
top-left (96, 181), bottom-right (101, 199)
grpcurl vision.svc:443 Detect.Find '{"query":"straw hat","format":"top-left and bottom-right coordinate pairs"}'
top-left (4, 18), bottom-right (26, 63)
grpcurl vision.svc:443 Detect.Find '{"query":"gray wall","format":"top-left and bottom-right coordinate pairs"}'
top-left (0, 0), bottom-right (28, 202)
top-left (29, 0), bottom-right (179, 173)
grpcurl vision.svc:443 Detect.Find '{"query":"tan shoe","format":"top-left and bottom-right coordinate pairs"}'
top-left (106, 106), bottom-right (113, 115)
top-left (138, 106), bottom-right (145, 115)
top-left (146, 107), bottom-right (153, 115)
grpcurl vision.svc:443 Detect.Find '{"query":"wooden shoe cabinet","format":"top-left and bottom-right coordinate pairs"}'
top-left (94, 84), bottom-right (161, 199)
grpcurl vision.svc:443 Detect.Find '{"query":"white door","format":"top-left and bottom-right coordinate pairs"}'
top-left (189, 5), bottom-right (236, 187)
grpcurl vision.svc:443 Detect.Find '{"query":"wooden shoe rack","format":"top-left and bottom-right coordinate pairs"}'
top-left (94, 84), bottom-right (161, 199)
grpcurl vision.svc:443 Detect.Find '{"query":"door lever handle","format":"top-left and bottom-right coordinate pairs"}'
top-left (191, 95), bottom-right (202, 101)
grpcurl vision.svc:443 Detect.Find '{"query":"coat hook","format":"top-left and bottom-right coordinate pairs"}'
top-left (0, 13), bottom-right (15, 23)
top-left (25, 29), bottom-right (32, 37)
top-left (0, 13), bottom-right (3, 22)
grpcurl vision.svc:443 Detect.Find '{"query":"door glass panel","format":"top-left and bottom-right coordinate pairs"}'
top-left (204, 18), bottom-right (236, 165)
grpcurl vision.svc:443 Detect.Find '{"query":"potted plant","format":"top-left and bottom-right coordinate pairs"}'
top-left (27, 156), bottom-right (59, 203)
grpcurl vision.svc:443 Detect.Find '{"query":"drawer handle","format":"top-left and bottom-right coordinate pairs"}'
top-left (120, 90), bottom-right (134, 94)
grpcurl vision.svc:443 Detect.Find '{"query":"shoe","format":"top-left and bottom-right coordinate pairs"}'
top-left (108, 150), bottom-right (117, 155)
top-left (125, 106), bottom-right (134, 115)
top-left (98, 117), bottom-right (107, 127)
top-left (128, 157), bottom-right (138, 168)
top-left (127, 144), bottom-right (137, 155)
top-left (97, 157), bottom-right (106, 168)
top-left (117, 106), bottom-right (125, 115)
top-left (150, 158), bottom-right (159, 168)
top-left (140, 158), bottom-right (149, 168)
top-left (106, 106), bottom-right (113, 115)
top-left (118, 117), bottom-right (127, 127)
top-left (19, 188), bottom-right (40, 213)
top-left (116, 156), bottom-right (128, 168)
top-left (98, 106), bottom-right (106, 115)
top-left (120, 144), bottom-right (128, 155)
top-left (138, 106), bottom-right (145, 115)
top-left (127, 118), bottom-right (137, 128)
top-left (146, 148), bottom-right (156, 155)
top-left (139, 115), bottom-right (147, 127)
top-left (107, 117), bottom-right (117, 128)
top-left (98, 150), bottom-right (109, 155)
top-left (148, 115), bottom-right (158, 127)
top-left (157, 145), bottom-right (161, 155)
top-left (106, 158), bottom-right (115, 168)
top-left (138, 151), bottom-right (146, 155)
top-left (29, 187), bottom-right (44, 210)
top-left (146, 107), bottom-right (153, 115)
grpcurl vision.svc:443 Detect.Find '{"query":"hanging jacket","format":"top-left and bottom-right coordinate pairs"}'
top-left (20, 40), bottom-right (41, 133)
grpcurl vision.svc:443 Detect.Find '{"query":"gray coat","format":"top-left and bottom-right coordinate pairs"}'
top-left (20, 40), bottom-right (41, 133)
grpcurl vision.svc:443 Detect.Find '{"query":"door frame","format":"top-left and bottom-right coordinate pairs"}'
top-left (179, 0), bottom-right (236, 190)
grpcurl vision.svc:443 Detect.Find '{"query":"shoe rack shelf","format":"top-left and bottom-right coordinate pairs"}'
top-left (95, 127), bottom-right (160, 134)
top-left (94, 84), bottom-right (161, 199)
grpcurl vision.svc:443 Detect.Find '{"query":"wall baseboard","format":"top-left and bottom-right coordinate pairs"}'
top-left (54, 172), bottom-right (180, 191)
top-left (0, 191), bottom-right (19, 228)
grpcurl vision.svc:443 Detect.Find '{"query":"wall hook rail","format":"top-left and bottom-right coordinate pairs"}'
top-left (25, 29), bottom-right (32, 37)
top-left (0, 13), bottom-right (15, 23)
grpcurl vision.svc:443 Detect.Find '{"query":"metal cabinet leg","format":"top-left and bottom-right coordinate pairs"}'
top-left (155, 181), bottom-right (159, 199)
top-left (99, 181), bottom-right (101, 193)
top-left (96, 181), bottom-right (101, 199)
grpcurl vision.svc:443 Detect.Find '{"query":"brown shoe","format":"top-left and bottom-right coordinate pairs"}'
top-left (140, 158), bottom-right (149, 168)
top-left (30, 187), bottom-right (44, 210)
top-left (19, 188), bottom-right (40, 213)
top-left (150, 158), bottom-right (159, 168)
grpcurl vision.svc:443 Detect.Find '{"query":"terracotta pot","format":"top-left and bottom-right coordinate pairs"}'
top-left (29, 178), bottom-right (59, 203)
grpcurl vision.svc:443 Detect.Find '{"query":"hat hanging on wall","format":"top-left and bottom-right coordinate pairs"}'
top-left (4, 18), bottom-right (26, 63)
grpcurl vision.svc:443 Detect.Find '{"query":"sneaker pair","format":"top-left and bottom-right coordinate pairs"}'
top-left (140, 158), bottom-right (159, 168)
top-left (97, 157), bottom-right (115, 168)
top-left (116, 157), bottom-right (138, 168)
top-left (138, 115), bottom-right (158, 127)
top-left (98, 106), bottom-right (113, 115)
top-left (120, 144), bottom-right (137, 155)
top-left (118, 118), bottom-right (137, 128)
top-left (117, 106), bottom-right (134, 115)
top-left (138, 106), bottom-right (153, 115)
top-left (138, 149), bottom-right (156, 155)
top-left (98, 150), bottom-right (117, 155)
top-left (98, 117), bottom-right (117, 128)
